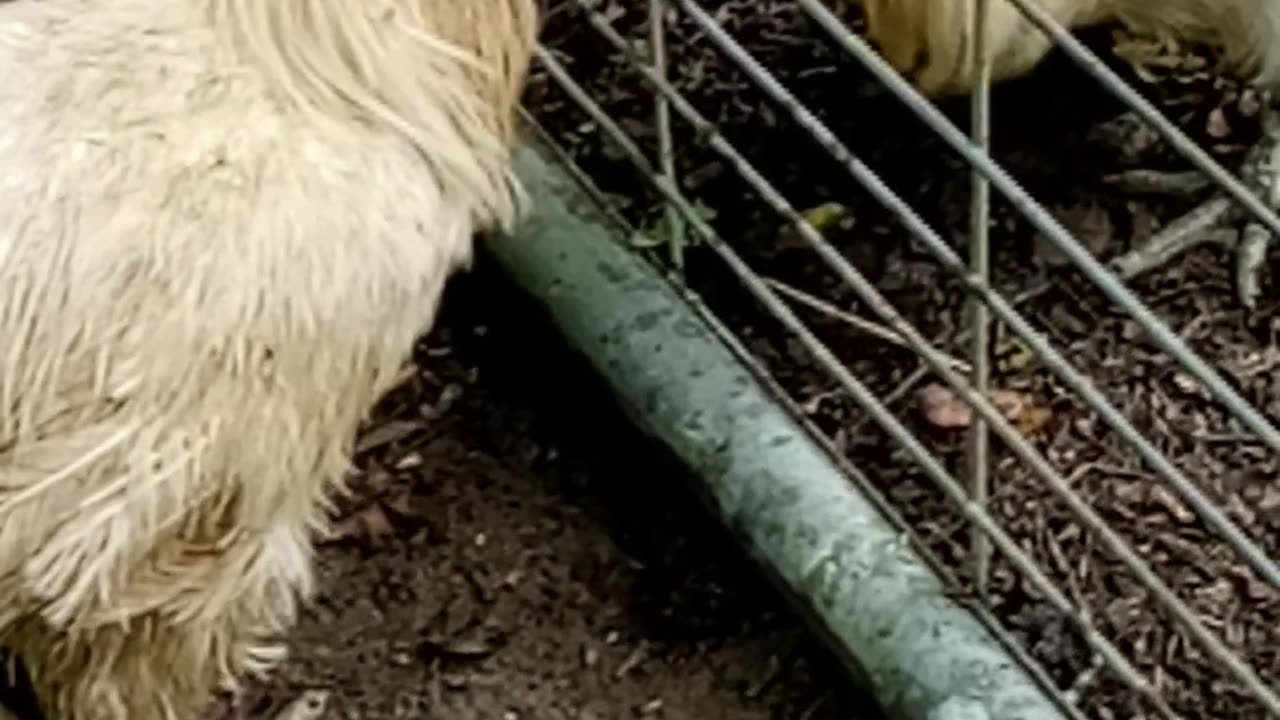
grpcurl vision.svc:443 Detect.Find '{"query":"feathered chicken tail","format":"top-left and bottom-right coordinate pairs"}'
top-left (1113, 0), bottom-right (1280, 85)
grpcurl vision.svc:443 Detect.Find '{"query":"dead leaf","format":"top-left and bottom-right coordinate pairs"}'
top-left (1170, 372), bottom-right (1203, 397)
top-left (918, 384), bottom-right (973, 429)
top-left (989, 389), bottom-right (1054, 435)
top-left (918, 384), bottom-right (1053, 435)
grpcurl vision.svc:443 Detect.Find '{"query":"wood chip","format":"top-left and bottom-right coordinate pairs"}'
top-left (271, 690), bottom-right (330, 720)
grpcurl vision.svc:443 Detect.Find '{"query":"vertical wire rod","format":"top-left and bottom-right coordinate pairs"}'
top-left (555, 9), bottom-right (1280, 711)
top-left (649, 0), bottom-right (685, 270)
top-left (789, 0), bottom-right (1280, 458)
top-left (674, 0), bottom-right (1280, 593)
top-left (967, 0), bottom-right (994, 599)
top-left (534, 46), bottom-right (1180, 718)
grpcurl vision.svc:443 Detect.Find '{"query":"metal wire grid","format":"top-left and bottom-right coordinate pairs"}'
top-left (525, 0), bottom-right (1280, 717)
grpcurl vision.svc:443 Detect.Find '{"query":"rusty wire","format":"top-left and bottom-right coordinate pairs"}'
top-left (527, 0), bottom-right (1280, 717)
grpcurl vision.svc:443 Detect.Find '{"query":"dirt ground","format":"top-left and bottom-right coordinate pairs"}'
top-left (527, 2), bottom-right (1280, 719)
top-left (200, 265), bottom-right (875, 720)
top-left (0, 267), bottom-right (872, 720)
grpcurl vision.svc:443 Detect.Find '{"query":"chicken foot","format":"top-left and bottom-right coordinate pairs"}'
top-left (1106, 104), bottom-right (1280, 307)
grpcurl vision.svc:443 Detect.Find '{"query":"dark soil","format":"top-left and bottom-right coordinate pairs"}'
top-left (207, 264), bottom-right (876, 720)
top-left (527, 2), bottom-right (1280, 719)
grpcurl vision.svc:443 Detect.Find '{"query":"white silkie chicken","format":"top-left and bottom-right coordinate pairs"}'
top-left (0, 0), bottom-right (538, 718)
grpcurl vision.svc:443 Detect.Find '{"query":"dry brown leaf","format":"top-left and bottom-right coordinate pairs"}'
top-left (918, 383), bottom-right (973, 429)
top-left (918, 384), bottom-right (1053, 435)
top-left (1170, 372), bottom-right (1204, 398)
top-left (989, 388), bottom-right (1054, 435)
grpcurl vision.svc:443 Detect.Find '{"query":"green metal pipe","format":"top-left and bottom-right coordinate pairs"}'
top-left (484, 143), bottom-right (1069, 720)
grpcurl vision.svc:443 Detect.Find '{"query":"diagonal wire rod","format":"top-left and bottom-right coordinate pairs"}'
top-left (556, 4), bottom-right (1280, 713)
top-left (533, 46), bottom-right (1180, 719)
top-left (789, 0), bottom-right (1280, 458)
top-left (673, 0), bottom-right (1280, 592)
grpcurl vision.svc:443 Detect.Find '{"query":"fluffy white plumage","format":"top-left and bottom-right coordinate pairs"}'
top-left (0, 0), bottom-right (537, 718)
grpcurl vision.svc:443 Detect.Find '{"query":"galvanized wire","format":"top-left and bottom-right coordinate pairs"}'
top-left (648, 0), bottom-right (685, 270)
top-left (966, 0), bottom-right (995, 599)
top-left (543, 11), bottom-right (1280, 711)
top-left (533, 0), bottom-right (1280, 716)
top-left (519, 113), bottom-right (1088, 720)
top-left (748, 0), bottom-right (1280, 593)
top-left (791, 0), bottom-right (1280, 459)
top-left (533, 47), bottom-right (1179, 718)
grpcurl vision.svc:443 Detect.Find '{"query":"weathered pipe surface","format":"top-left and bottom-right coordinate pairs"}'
top-left (485, 143), bottom-right (1068, 720)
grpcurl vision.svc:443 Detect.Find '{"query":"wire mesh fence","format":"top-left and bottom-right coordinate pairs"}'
top-left (523, 1), bottom-right (1280, 717)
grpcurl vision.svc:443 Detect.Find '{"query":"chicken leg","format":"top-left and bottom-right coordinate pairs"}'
top-left (853, 0), bottom-right (1280, 305)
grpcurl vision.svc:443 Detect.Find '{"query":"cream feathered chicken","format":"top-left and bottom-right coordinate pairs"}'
top-left (0, 0), bottom-right (537, 718)
top-left (857, 0), bottom-right (1280, 97)
top-left (852, 0), bottom-right (1280, 302)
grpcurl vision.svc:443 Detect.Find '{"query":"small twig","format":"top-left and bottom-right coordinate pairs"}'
top-left (1237, 223), bottom-right (1271, 307)
top-left (614, 641), bottom-right (650, 679)
top-left (1109, 196), bottom-right (1237, 279)
top-left (1091, 103), bottom-right (1280, 296)
top-left (798, 693), bottom-right (829, 720)
top-left (744, 652), bottom-right (784, 699)
top-left (764, 277), bottom-right (972, 372)
top-left (1102, 169), bottom-right (1211, 197)
top-left (1109, 105), bottom-right (1280, 296)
